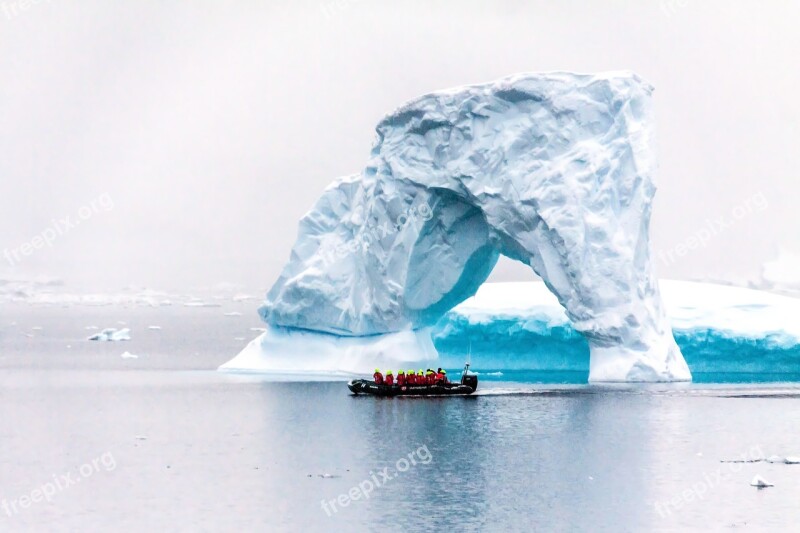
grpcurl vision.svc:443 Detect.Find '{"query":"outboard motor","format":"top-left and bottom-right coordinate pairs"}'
top-left (460, 362), bottom-right (478, 391)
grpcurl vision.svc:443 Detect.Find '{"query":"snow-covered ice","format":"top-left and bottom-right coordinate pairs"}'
top-left (447, 280), bottom-right (800, 347)
top-left (223, 280), bottom-right (800, 378)
top-left (245, 72), bottom-right (688, 382)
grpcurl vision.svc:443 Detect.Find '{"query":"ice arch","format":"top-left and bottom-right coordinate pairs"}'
top-left (225, 72), bottom-right (691, 382)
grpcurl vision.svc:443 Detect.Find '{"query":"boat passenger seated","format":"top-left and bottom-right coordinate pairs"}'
top-left (407, 370), bottom-right (416, 385)
top-left (440, 369), bottom-right (448, 384)
top-left (426, 369), bottom-right (435, 385)
top-left (397, 370), bottom-right (406, 386)
top-left (373, 368), bottom-right (383, 384)
top-left (385, 370), bottom-right (394, 386)
top-left (417, 370), bottom-right (425, 384)
top-left (435, 368), bottom-right (445, 384)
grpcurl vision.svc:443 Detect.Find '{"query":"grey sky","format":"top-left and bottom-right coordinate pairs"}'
top-left (0, 0), bottom-right (797, 291)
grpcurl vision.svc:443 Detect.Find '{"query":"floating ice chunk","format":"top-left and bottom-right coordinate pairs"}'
top-left (85, 325), bottom-right (99, 330)
top-left (184, 301), bottom-right (221, 308)
top-left (224, 312), bottom-right (242, 317)
top-left (233, 294), bottom-right (255, 302)
top-left (766, 455), bottom-right (784, 463)
top-left (148, 325), bottom-right (162, 330)
top-left (120, 351), bottom-right (139, 359)
top-left (750, 475), bottom-right (773, 488)
top-left (256, 72), bottom-right (689, 383)
top-left (88, 328), bottom-right (131, 341)
top-left (784, 456), bottom-right (800, 464)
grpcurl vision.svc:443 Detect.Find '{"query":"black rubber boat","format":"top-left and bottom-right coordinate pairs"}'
top-left (348, 364), bottom-right (478, 397)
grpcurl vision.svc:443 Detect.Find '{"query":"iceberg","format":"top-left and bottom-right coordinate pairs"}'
top-left (225, 71), bottom-right (691, 382)
top-left (88, 328), bottom-right (131, 341)
top-left (432, 280), bottom-right (800, 380)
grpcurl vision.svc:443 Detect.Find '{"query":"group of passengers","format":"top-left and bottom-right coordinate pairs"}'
top-left (372, 368), bottom-right (448, 387)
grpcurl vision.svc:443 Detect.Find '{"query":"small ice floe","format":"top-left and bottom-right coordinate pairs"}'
top-left (784, 456), bottom-right (800, 464)
top-left (120, 351), bottom-right (139, 359)
top-left (750, 475), bottom-right (773, 488)
top-left (317, 474), bottom-right (339, 479)
top-left (85, 325), bottom-right (99, 330)
top-left (147, 325), bottom-right (162, 330)
top-left (767, 455), bottom-right (784, 464)
top-left (233, 294), bottom-right (254, 302)
top-left (160, 299), bottom-right (172, 306)
top-left (184, 300), bottom-right (221, 308)
top-left (223, 311), bottom-right (242, 317)
top-left (88, 328), bottom-right (131, 341)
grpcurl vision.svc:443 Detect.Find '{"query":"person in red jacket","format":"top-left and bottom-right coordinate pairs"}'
top-left (385, 370), bottom-right (395, 386)
top-left (435, 368), bottom-right (445, 384)
top-left (397, 370), bottom-right (406, 387)
top-left (425, 369), bottom-right (435, 385)
top-left (373, 368), bottom-right (383, 385)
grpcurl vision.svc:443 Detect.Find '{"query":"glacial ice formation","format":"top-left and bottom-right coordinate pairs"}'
top-left (229, 71), bottom-right (693, 382)
top-left (432, 280), bottom-right (800, 380)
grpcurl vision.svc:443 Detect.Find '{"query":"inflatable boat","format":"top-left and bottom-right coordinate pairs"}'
top-left (348, 364), bottom-right (478, 396)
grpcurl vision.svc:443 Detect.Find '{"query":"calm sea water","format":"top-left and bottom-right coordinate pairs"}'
top-left (2, 303), bottom-right (800, 532)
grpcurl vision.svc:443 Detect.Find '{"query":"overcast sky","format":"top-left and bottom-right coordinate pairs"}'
top-left (0, 0), bottom-right (797, 292)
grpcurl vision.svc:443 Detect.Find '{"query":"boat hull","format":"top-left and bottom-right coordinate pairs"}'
top-left (347, 379), bottom-right (477, 396)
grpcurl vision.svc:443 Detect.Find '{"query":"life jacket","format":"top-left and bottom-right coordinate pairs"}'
top-left (385, 374), bottom-right (394, 386)
top-left (373, 372), bottom-right (383, 384)
top-left (435, 372), bottom-right (444, 383)
top-left (426, 372), bottom-right (434, 385)
top-left (397, 373), bottom-right (406, 386)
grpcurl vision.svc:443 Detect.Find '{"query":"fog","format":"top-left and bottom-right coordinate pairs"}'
top-left (0, 0), bottom-right (797, 292)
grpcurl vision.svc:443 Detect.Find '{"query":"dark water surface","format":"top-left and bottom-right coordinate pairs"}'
top-left (2, 304), bottom-right (800, 531)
